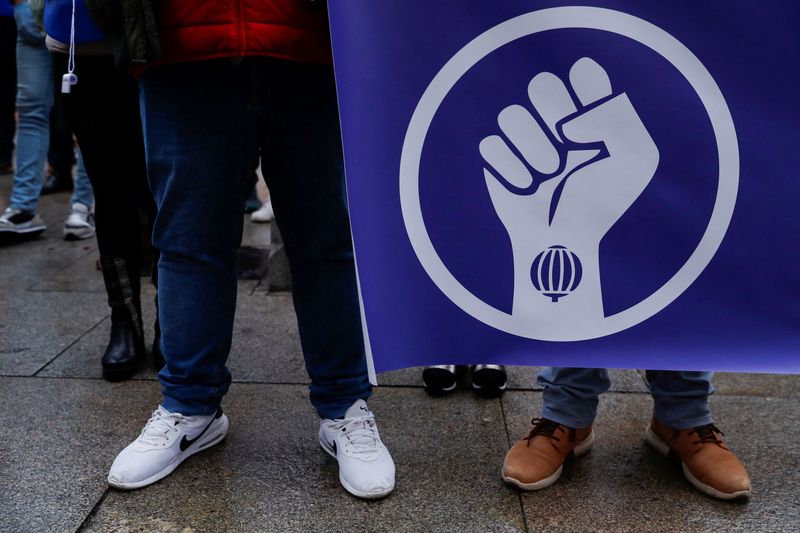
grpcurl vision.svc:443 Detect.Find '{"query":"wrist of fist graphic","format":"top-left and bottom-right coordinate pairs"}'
top-left (479, 57), bottom-right (659, 319)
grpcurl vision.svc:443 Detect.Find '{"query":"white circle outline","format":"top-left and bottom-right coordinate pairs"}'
top-left (399, 7), bottom-right (739, 341)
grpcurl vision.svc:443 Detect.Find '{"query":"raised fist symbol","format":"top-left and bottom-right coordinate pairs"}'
top-left (480, 58), bottom-right (659, 327)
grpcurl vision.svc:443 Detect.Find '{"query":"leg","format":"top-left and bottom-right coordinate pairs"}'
top-left (70, 148), bottom-right (94, 209)
top-left (53, 54), bottom-right (147, 379)
top-left (644, 371), bottom-right (750, 500)
top-left (539, 367), bottom-right (610, 428)
top-left (646, 370), bottom-right (714, 429)
top-left (0, 16), bottom-right (16, 169)
top-left (139, 60), bottom-right (256, 415)
top-left (255, 58), bottom-right (370, 420)
top-left (9, 31), bottom-right (51, 213)
top-left (502, 367), bottom-right (604, 491)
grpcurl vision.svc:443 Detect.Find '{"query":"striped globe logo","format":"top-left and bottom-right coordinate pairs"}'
top-left (531, 246), bottom-right (583, 302)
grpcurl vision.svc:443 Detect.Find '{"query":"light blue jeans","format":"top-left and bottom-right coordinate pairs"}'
top-left (10, 1), bottom-right (93, 212)
top-left (539, 367), bottom-right (715, 430)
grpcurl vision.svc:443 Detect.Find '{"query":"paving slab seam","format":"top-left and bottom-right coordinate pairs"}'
top-left (499, 392), bottom-right (531, 533)
top-left (74, 488), bottom-right (110, 533)
top-left (29, 315), bottom-right (110, 377)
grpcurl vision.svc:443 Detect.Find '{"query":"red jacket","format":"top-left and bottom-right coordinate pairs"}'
top-left (156, 0), bottom-right (332, 65)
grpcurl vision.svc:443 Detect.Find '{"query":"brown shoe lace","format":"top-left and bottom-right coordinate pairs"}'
top-left (523, 418), bottom-right (564, 447)
top-left (689, 423), bottom-right (725, 446)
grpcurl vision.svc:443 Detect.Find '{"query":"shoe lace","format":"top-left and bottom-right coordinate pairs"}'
top-left (334, 415), bottom-right (380, 455)
top-left (523, 418), bottom-right (563, 447)
top-left (138, 407), bottom-right (185, 446)
top-left (689, 423), bottom-right (725, 446)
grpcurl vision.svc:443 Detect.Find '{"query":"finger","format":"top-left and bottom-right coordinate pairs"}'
top-left (569, 57), bottom-right (613, 106)
top-left (528, 72), bottom-right (577, 142)
top-left (498, 105), bottom-right (560, 175)
top-left (479, 135), bottom-right (533, 189)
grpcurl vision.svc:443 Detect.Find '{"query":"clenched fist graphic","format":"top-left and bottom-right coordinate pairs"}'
top-left (480, 57), bottom-right (659, 327)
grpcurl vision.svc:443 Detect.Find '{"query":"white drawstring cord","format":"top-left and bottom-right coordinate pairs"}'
top-left (61, 0), bottom-right (78, 93)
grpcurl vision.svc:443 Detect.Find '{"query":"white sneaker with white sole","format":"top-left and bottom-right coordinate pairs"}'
top-left (319, 399), bottom-right (395, 499)
top-left (63, 203), bottom-right (96, 240)
top-left (108, 405), bottom-right (229, 490)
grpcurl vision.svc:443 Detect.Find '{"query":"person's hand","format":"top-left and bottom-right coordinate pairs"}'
top-left (480, 58), bottom-right (659, 322)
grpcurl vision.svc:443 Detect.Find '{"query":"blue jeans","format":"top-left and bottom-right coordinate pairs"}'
top-left (72, 149), bottom-right (94, 208)
top-left (539, 367), bottom-right (714, 430)
top-left (139, 58), bottom-right (371, 419)
top-left (10, 2), bottom-right (93, 211)
top-left (11, 1), bottom-right (49, 213)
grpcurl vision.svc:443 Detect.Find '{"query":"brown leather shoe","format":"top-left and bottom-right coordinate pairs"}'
top-left (502, 418), bottom-right (594, 491)
top-left (645, 418), bottom-right (751, 500)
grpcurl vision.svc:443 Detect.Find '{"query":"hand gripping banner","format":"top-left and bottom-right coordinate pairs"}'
top-left (328, 1), bottom-right (800, 381)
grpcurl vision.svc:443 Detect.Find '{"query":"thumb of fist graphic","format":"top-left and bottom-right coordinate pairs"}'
top-left (479, 57), bottom-right (659, 327)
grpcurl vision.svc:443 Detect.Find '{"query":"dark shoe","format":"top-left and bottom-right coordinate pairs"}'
top-left (471, 364), bottom-right (507, 397)
top-left (422, 365), bottom-right (458, 396)
top-left (646, 418), bottom-right (751, 500)
top-left (40, 172), bottom-right (74, 195)
top-left (0, 161), bottom-right (12, 174)
top-left (503, 418), bottom-right (594, 491)
top-left (100, 257), bottom-right (145, 381)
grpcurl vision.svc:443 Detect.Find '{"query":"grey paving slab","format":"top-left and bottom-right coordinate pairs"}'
top-left (226, 292), bottom-right (308, 384)
top-left (0, 376), bottom-right (162, 533)
top-left (240, 216), bottom-right (271, 250)
top-left (27, 248), bottom-right (106, 293)
top-left (83, 385), bottom-right (525, 533)
top-left (379, 365), bottom-right (648, 393)
top-left (0, 290), bottom-right (108, 376)
top-left (713, 372), bottom-right (800, 398)
top-left (41, 283), bottom-right (265, 381)
top-left (502, 390), bottom-right (800, 532)
top-left (0, 229), bottom-right (97, 291)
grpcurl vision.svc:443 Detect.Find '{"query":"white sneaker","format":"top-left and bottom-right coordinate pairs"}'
top-left (107, 405), bottom-right (229, 490)
top-left (319, 399), bottom-right (395, 499)
top-left (0, 207), bottom-right (46, 234)
top-left (63, 203), bottom-right (96, 240)
top-left (250, 198), bottom-right (274, 222)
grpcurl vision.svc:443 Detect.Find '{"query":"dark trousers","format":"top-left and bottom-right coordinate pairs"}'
top-left (0, 16), bottom-right (16, 165)
top-left (52, 54), bottom-right (154, 265)
top-left (139, 58), bottom-right (371, 418)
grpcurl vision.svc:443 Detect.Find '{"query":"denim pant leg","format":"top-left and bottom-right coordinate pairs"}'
top-left (646, 371), bottom-right (714, 429)
top-left (139, 62), bottom-right (256, 416)
top-left (70, 148), bottom-right (94, 208)
top-left (254, 59), bottom-right (371, 420)
top-left (10, 35), bottom-right (51, 212)
top-left (539, 367), bottom-right (610, 428)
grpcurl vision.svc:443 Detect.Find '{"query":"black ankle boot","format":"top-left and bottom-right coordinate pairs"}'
top-left (100, 256), bottom-right (145, 381)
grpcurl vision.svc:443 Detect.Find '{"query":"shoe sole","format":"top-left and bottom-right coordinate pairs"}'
top-left (644, 425), bottom-right (750, 500)
top-left (502, 430), bottom-right (595, 491)
top-left (0, 226), bottom-right (46, 235)
top-left (319, 435), bottom-right (395, 499)
top-left (108, 415), bottom-right (229, 490)
top-left (64, 227), bottom-right (96, 241)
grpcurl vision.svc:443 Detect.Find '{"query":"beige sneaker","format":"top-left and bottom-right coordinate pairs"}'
top-left (645, 417), bottom-right (751, 500)
top-left (502, 418), bottom-right (594, 490)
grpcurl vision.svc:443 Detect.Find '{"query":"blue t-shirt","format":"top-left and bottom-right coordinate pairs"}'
top-left (1, 2), bottom-right (13, 18)
top-left (44, 0), bottom-right (106, 44)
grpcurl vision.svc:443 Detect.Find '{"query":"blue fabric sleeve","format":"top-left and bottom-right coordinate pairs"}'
top-left (43, 0), bottom-right (106, 44)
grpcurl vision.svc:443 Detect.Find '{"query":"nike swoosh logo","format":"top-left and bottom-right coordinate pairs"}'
top-left (180, 409), bottom-right (223, 452)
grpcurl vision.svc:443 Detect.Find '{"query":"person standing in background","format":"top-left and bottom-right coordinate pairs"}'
top-left (41, 0), bottom-right (161, 380)
top-left (0, 0), bottom-right (94, 239)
